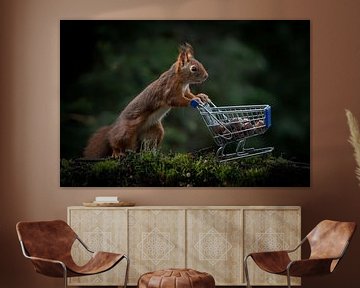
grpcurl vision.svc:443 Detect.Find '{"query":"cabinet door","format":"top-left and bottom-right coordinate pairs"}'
top-left (187, 209), bottom-right (243, 285)
top-left (128, 209), bottom-right (186, 284)
top-left (243, 208), bottom-right (301, 286)
top-left (68, 208), bottom-right (127, 286)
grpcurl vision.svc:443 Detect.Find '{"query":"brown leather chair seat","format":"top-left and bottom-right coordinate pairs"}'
top-left (138, 268), bottom-right (215, 288)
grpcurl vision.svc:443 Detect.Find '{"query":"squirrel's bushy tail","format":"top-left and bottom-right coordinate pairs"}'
top-left (83, 126), bottom-right (112, 159)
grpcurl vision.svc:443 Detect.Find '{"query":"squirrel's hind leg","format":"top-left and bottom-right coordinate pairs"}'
top-left (140, 121), bottom-right (164, 151)
top-left (108, 123), bottom-right (138, 158)
top-left (111, 148), bottom-right (125, 159)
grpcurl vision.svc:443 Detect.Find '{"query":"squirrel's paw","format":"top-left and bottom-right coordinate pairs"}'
top-left (196, 93), bottom-right (210, 103)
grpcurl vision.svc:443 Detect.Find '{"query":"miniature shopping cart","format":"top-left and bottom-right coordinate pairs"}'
top-left (191, 99), bottom-right (274, 162)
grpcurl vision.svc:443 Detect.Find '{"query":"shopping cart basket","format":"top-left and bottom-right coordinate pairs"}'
top-left (191, 99), bottom-right (274, 162)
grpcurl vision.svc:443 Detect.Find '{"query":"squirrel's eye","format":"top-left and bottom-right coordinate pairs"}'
top-left (190, 65), bottom-right (198, 72)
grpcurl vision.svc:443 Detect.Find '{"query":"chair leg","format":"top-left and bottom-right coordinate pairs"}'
top-left (61, 264), bottom-right (68, 288)
top-left (244, 255), bottom-right (252, 288)
top-left (286, 269), bottom-right (292, 288)
top-left (123, 255), bottom-right (130, 288)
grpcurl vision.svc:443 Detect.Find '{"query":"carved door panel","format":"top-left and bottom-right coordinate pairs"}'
top-left (128, 209), bottom-right (186, 284)
top-left (186, 209), bottom-right (243, 285)
top-left (68, 208), bottom-right (128, 286)
top-left (243, 208), bottom-right (301, 286)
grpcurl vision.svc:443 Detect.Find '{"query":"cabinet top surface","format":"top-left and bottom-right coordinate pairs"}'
top-left (68, 205), bottom-right (301, 210)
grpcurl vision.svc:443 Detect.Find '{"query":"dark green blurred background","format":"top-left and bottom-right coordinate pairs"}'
top-left (61, 20), bottom-right (310, 162)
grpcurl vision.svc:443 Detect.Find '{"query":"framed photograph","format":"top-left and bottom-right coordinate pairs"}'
top-left (60, 20), bottom-right (310, 187)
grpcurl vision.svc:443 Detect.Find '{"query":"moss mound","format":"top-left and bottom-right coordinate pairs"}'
top-left (60, 151), bottom-right (309, 187)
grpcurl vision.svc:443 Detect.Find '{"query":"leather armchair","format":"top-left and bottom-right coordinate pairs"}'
top-left (16, 220), bottom-right (129, 288)
top-left (244, 220), bottom-right (356, 288)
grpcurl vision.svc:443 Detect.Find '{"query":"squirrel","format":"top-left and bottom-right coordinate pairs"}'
top-left (83, 43), bottom-right (210, 158)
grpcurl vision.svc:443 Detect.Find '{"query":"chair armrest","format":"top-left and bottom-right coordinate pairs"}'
top-left (287, 258), bottom-right (335, 277)
top-left (19, 240), bottom-right (67, 277)
top-left (76, 236), bottom-right (94, 253)
top-left (25, 255), bottom-right (65, 265)
top-left (248, 250), bottom-right (290, 258)
top-left (25, 255), bottom-right (68, 277)
top-left (245, 237), bottom-right (306, 259)
top-left (285, 237), bottom-right (307, 253)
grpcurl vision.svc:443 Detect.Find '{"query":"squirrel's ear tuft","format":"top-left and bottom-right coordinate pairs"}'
top-left (176, 43), bottom-right (194, 72)
top-left (181, 42), bottom-right (194, 59)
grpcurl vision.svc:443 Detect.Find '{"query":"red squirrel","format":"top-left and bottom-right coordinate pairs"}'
top-left (83, 43), bottom-right (209, 158)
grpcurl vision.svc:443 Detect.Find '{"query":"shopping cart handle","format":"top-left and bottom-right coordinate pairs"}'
top-left (190, 99), bottom-right (200, 108)
top-left (265, 105), bottom-right (272, 128)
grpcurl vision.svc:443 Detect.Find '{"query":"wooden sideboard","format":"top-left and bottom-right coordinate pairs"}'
top-left (67, 206), bottom-right (301, 286)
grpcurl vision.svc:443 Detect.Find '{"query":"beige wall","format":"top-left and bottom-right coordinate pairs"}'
top-left (1, 0), bottom-right (360, 287)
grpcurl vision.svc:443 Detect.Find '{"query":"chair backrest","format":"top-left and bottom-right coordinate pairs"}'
top-left (306, 220), bottom-right (356, 269)
top-left (16, 220), bottom-right (77, 261)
